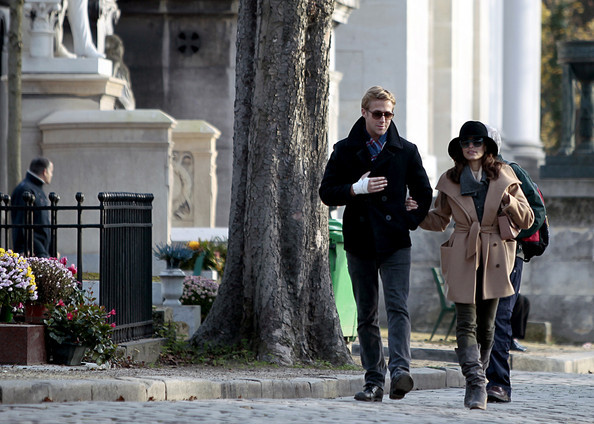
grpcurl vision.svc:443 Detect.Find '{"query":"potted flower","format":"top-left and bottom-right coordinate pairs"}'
top-left (154, 242), bottom-right (193, 306)
top-left (201, 238), bottom-right (227, 275)
top-left (183, 238), bottom-right (227, 277)
top-left (25, 257), bottom-right (78, 323)
top-left (0, 248), bottom-right (37, 322)
top-left (153, 242), bottom-right (193, 269)
top-left (185, 240), bottom-right (206, 275)
top-left (44, 289), bottom-right (116, 365)
top-left (180, 275), bottom-right (219, 320)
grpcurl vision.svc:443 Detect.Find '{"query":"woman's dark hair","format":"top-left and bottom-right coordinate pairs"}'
top-left (29, 157), bottom-right (51, 176)
top-left (446, 153), bottom-right (503, 184)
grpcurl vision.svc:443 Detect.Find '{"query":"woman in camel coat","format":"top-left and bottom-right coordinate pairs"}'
top-left (408, 121), bottom-right (534, 410)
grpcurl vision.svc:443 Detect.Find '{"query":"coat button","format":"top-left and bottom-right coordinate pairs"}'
top-left (493, 243), bottom-right (498, 247)
top-left (386, 215), bottom-right (392, 221)
top-left (381, 196), bottom-right (388, 202)
top-left (495, 264), bottom-right (500, 268)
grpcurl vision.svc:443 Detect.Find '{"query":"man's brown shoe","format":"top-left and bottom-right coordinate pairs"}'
top-left (354, 384), bottom-right (384, 402)
top-left (487, 386), bottom-right (511, 403)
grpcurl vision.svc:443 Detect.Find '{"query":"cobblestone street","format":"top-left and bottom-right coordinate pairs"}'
top-left (1, 371), bottom-right (592, 423)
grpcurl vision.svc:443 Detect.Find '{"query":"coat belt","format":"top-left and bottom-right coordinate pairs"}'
top-left (454, 222), bottom-right (498, 260)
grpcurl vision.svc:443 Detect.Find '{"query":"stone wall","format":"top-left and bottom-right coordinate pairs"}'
top-left (39, 109), bottom-right (175, 273)
top-left (115, 0), bottom-right (238, 227)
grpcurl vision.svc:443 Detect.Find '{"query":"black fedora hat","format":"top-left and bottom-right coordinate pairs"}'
top-left (448, 121), bottom-right (499, 160)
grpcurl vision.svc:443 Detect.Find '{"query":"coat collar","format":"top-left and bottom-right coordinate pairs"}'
top-left (436, 165), bottom-right (521, 225)
top-left (347, 117), bottom-right (404, 165)
top-left (25, 170), bottom-right (45, 187)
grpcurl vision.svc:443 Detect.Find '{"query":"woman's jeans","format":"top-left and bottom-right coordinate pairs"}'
top-left (486, 256), bottom-right (524, 396)
top-left (347, 248), bottom-right (412, 388)
top-left (455, 265), bottom-right (499, 350)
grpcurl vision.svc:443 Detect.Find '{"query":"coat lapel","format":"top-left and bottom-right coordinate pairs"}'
top-left (435, 176), bottom-right (478, 223)
top-left (482, 166), bottom-right (520, 224)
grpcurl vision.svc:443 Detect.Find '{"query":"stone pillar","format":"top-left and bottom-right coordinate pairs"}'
top-left (171, 120), bottom-right (220, 228)
top-left (328, 1), bottom-right (357, 154)
top-left (23, 0), bottom-right (61, 58)
top-left (0, 7), bottom-right (7, 194)
top-left (483, 0), bottom-right (504, 134)
top-left (501, 0), bottom-right (544, 175)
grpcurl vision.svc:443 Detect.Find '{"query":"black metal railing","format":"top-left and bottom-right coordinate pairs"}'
top-left (0, 191), bottom-right (154, 344)
top-left (99, 192), bottom-right (154, 343)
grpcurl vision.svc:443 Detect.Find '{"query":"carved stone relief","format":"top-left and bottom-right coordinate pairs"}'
top-left (171, 150), bottom-right (194, 223)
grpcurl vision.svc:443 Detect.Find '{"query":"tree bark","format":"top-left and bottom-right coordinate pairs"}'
top-left (7, 0), bottom-right (23, 189)
top-left (191, 0), bottom-right (352, 366)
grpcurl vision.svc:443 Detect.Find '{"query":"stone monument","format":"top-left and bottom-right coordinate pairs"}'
top-left (1, 1), bottom-right (222, 274)
top-left (540, 40), bottom-right (594, 177)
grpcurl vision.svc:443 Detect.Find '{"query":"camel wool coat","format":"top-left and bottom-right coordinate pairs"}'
top-left (420, 165), bottom-right (534, 304)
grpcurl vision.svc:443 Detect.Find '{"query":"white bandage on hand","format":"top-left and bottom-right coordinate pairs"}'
top-left (352, 172), bottom-right (371, 195)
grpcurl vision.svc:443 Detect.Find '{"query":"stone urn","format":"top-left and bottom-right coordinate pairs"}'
top-left (159, 267), bottom-right (186, 306)
top-left (556, 40), bottom-right (594, 155)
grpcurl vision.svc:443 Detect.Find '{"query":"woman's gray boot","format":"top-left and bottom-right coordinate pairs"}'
top-left (455, 344), bottom-right (487, 410)
top-left (480, 341), bottom-right (494, 372)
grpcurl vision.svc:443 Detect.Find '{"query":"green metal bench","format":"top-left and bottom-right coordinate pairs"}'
top-left (429, 267), bottom-right (456, 341)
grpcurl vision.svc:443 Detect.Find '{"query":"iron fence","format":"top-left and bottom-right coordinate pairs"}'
top-left (0, 191), bottom-right (154, 343)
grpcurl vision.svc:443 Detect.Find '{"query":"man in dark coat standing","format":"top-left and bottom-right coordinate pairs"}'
top-left (11, 157), bottom-right (54, 257)
top-left (319, 86), bottom-right (432, 402)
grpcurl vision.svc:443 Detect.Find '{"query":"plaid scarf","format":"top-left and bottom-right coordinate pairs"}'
top-left (366, 133), bottom-right (387, 161)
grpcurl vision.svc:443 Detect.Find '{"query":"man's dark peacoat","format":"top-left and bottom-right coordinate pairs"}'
top-left (11, 172), bottom-right (51, 257)
top-left (319, 117), bottom-right (433, 259)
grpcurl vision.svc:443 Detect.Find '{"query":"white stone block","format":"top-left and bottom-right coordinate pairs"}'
top-left (23, 57), bottom-right (113, 75)
top-left (201, 270), bottom-right (218, 280)
top-left (152, 282), bottom-right (163, 306)
top-left (171, 305), bottom-right (201, 339)
top-left (171, 227), bottom-right (229, 242)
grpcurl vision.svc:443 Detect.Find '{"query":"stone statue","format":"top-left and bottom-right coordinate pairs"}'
top-left (105, 34), bottom-right (135, 110)
top-left (55, 0), bottom-right (104, 58)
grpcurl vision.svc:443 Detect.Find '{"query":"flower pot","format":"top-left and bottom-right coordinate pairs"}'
top-left (160, 268), bottom-right (186, 306)
top-left (25, 303), bottom-right (49, 324)
top-left (48, 342), bottom-right (87, 366)
top-left (0, 305), bottom-right (13, 323)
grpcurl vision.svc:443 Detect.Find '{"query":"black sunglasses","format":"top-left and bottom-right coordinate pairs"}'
top-left (368, 110), bottom-right (395, 120)
top-left (460, 138), bottom-right (484, 149)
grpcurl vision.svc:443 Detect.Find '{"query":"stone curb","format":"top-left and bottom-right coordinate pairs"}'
top-left (0, 367), bottom-right (461, 405)
top-left (3, 347), bottom-right (592, 405)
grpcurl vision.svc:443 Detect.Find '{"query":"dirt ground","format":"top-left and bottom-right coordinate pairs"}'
top-left (1, 331), bottom-right (590, 381)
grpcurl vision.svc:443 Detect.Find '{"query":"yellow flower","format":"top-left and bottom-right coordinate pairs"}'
top-left (188, 241), bottom-right (201, 250)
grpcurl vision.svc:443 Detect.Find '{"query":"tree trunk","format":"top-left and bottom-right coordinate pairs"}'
top-left (7, 0), bottom-right (23, 189)
top-left (191, 0), bottom-right (352, 366)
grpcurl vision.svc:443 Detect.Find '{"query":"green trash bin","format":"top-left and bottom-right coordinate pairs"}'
top-left (329, 219), bottom-right (358, 341)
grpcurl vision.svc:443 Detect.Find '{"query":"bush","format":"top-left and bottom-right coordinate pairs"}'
top-left (180, 275), bottom-right (219, 319)
top-left (28, 257), bottom-right (78, 305)
top-left (44, 289), bottom-right (117, 365)
top-left (0, 248), bottom-right (37, 311)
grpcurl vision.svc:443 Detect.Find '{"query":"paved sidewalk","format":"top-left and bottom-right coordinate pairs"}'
top-left (1, 335), bottom-right (592, 405)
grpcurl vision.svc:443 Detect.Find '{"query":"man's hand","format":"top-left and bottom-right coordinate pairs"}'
top-left (351, 172), bottom-right (388, 195)
top-left (405, 196), bottom-right (418, 211)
